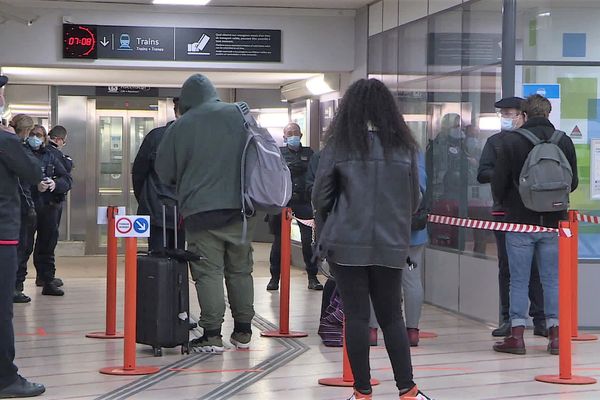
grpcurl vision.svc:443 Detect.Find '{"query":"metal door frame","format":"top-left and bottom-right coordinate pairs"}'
top-left (86, 109), bottom-right (157, 254)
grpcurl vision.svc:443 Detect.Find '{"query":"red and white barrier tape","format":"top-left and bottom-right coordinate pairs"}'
top-left (427, 214), bottom-right (558, 233)
top-left (293, 212), bottom-right (600, 233)
top-left (576, 212), bottom-right (600, 225)
top-left (292, 216), bottom-right (315, 228)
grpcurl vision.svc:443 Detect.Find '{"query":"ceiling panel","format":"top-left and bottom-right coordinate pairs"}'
top-left (0, 67), bottom-right (318, 88)
top-left (26, 0), bottom-right (371, 8)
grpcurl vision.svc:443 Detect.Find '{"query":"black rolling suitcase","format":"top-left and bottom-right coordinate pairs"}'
top-left (136, 205), bottom-right (190, 356)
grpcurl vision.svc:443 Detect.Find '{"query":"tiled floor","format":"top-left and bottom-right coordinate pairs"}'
top-left (12, 243), bottom-right (600, 399)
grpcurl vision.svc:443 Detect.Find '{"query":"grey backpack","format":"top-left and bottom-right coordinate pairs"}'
top-left (515, 128), bottom-right (572, 212)
top-left (236, 102), bottom-right (292, 238)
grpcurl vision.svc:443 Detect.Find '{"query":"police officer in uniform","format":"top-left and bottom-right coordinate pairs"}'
top-left (20, 125), bottom-right (72, 297)
top-left (0, 76), bottom-right (46, 398)
top-left (267, 123), bottom-right (323, 291)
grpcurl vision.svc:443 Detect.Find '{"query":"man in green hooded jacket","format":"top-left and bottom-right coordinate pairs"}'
top-left (156, 74), bottom-right (256, 353)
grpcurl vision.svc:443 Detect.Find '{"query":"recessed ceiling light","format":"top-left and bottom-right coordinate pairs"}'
top-left (152, 0), bottom-right (211, 5)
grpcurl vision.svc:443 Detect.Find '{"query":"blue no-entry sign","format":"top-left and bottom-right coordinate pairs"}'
top-left (115, 216), bottom-right (150, 238)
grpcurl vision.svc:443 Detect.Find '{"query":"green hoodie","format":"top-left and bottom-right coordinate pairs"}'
top-left (156, 74), bottom-right (246, 218)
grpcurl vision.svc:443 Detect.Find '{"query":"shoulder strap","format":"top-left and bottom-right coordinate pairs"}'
top-left (235, 102), bottom-right (254, 127)
top-left (514, 128), bottom-right (542, 146)
top-left (236, 101), bottom-right (253, 244)
top-left (549, 130), bottom-right (565, 145)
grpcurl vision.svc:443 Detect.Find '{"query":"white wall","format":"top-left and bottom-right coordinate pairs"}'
top-left (0, 6), bottom-right (355, 74)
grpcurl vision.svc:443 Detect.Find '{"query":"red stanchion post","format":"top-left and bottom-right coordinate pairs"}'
top-left (87, 206), bottom-right (124, 339)
top-left (319, 317), bottom-right (380, 387)
top-left (535, 221), bottom-right (596, 385)
top-left (100, 237), bottom-right (159, 376)
top-left (568, 210), bottom-right (597, 342)
top-left (262, 208), bottom-right (308, 338)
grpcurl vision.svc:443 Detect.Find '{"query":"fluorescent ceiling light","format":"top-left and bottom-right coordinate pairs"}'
top-left (305, 75), bottom-right (334, 96)
top-left (153, 0), bottom-right (211, 5)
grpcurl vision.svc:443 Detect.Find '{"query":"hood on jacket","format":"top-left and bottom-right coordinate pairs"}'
top-left (179, 74), bottom-right (220, 115)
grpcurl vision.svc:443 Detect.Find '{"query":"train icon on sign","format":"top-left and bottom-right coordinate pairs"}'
top-left (188, 34), bottom-right (210, 55)
top-left (118, 33), bottom-right (133, 51)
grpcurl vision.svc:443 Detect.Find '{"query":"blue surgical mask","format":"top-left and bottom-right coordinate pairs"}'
top-left (286, 136), bottom-right (301, 149)
top-left (27, 136), bottom-right (43, 150)
top-left (500, 117), bottom-right (515, 131)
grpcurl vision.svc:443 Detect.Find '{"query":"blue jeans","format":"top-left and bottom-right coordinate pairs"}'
top-left (505, 232), bottom-right (559, 328)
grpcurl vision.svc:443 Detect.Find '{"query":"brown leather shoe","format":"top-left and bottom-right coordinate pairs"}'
top-left (407, 328), bottom-right (419, 347)
top-left (547, 326), bottom-right (559, 355)
top-left (493, 326), bottom-right (526, 355)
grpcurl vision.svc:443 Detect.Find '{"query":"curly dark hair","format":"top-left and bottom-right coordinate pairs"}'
top-left (326, 78), bottom-right (417, 157)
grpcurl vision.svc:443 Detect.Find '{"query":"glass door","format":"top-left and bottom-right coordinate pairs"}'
top-left (94, 110), bottom-right (157, 252)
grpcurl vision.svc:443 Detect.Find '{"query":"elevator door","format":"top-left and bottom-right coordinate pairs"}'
top-left (93, 110), bottom-right (157, 253)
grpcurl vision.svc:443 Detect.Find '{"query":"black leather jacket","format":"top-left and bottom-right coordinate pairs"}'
top-left (312, 134), bottom-right (420, 268)
top-left (0, 130), bottom-right (42, 241)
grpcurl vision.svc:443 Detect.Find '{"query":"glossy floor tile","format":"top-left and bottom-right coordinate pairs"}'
top-left (12, 243), bottom-right (600, 399)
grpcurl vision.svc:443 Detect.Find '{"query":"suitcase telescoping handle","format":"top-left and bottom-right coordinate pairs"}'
top-left (161, 204), bottom-right (178, 250)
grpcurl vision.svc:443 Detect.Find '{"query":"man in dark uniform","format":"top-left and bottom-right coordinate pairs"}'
top-left (132, 97), bottom-right (184, 251)
top-left (0, 75), bottom-right (46, 398)
top-left (21, 125), bottom-right (72, 297)
top-left (477, 97), bottom-right (546, 338)
top-left (267, 123), bottom-right (323, 291)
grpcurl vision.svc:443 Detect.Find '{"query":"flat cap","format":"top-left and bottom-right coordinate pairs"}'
top-left (0, 76), bottom-right (7, 88)
top-left (494, 96), bottom-right (525, 110)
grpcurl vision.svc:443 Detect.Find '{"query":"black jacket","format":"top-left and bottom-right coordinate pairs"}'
top-left (477, 131), bottom-right (508, 219)
top-left (49, 141), bottom-right (74, 173)
top-left (281, 145), bottom-right (313, 204)
top-left (312, 134), bottom-right (420, 268)
top-left (0, 130), bottom-right (42, 241)
top-left (132, 122), bottom-right (177, 228)
top-left (30, 144), bottom-right (72, 208)
top-left (305, 150), bottom-right (320, 199)
top-left (491, 117), bottom-right (578, 228)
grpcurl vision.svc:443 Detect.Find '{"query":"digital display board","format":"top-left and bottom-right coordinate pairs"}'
top-left (63, 24), bottom-right (98, 59)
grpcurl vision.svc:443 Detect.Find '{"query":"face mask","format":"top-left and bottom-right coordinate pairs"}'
top-left (500, 117), bottom-right (515, 131)
top-left (286, 136), bottom-right (301, 149)
top-left (27, 136), bottom-right (43, 150)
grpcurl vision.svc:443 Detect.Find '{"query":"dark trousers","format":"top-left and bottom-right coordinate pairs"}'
top-left (494, 230), bottom-right (545, 325)
top-left (0, 245), bottom-right (19, 389)
top-left (330, 263), bottom-right (414, 394)
top-left (32, 204), bottom-right (61, 284)
top-left (15, 216), bottom-right (35, 289)
top-left (320, 278), bottom-right (337, 320)
top-left (148, 224), bottom-right (185, 253)
top-left (269, 204), bottom-right (317, 278)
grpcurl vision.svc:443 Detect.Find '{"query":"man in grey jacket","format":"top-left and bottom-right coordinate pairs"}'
top-left (0, 75), bottom-right (46, 398)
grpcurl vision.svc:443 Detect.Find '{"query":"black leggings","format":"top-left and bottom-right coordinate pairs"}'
top-left (330, 263), bottom-right (415, 394)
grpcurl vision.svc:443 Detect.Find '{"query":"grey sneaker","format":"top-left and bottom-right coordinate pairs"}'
top-left (189, 335), bottom-right (224, 353)
top-left (230, 332), bottom-right (252, 349)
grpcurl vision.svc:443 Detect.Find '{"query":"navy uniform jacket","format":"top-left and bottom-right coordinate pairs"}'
top-left (0, 130), bottom-right (42, 241)
top-left (30, 144), bottom-right (72, 207)
top-left (280, 145), bottom-right (314, 204)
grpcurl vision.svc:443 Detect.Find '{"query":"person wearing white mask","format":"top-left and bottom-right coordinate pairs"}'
top-left (477, 97), bottom-right (547, 339)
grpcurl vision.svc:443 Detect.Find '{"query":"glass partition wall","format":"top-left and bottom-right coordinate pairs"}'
top-left (369, 0), bottom-right (503, 257)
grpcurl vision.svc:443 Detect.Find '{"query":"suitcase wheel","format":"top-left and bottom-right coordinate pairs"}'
top-left (153, 347), bottom-right (162, 357)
